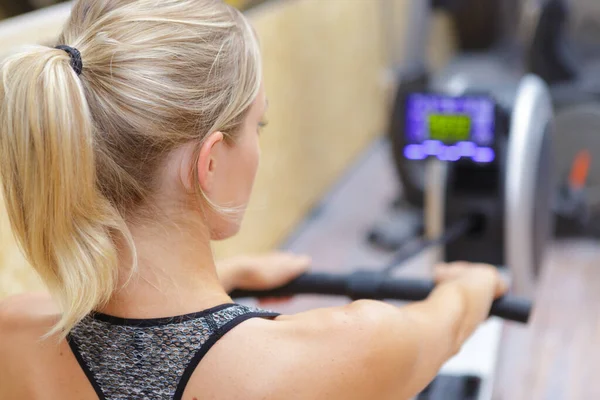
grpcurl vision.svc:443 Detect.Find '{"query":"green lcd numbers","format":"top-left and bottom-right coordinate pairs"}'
top-left (427, 114), bottom-right (472, 143)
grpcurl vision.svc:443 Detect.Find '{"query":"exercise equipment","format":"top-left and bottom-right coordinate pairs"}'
top-left (379, 74), bottom-right (555, 297)
top-left (377, 74), bottom-right (554, 296)
top-left (527, 0), bottom-right (579, 90)
top-left (230, 4), bottom-right (555, 398)
top-left (412, 75), bottom-right (553, 398)
top-left (371, 0), bottom-right (525, 250)
top-left (526, 0), bottom-right (600, 238)
top-left (552, 106), bottom-right (600, 237)
top-left (374, 0), bottom-right (600, 249)
top-left (232, 74), bottom-right (554, 400)
top-left (346, 4), bottom-right (557, 391)
top-left (231, 272), bottom-right (531, 323)
top-left (526, 0), bottom-right (600, 107)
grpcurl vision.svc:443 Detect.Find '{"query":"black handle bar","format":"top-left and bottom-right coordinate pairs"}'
top-left (230, 271), bottom-right (532, 324)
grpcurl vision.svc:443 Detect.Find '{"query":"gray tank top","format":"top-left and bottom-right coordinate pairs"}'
top-left (67, 303), bottom-right (279, 399)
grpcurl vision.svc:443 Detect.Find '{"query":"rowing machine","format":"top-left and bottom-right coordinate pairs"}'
top-left (232, 75), bottom-right (554, 400)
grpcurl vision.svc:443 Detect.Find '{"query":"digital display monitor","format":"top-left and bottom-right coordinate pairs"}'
top-left (404, 93), bottom-right (496, 163)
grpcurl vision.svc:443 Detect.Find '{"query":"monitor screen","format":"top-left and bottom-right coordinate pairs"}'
top-left (404, 93), bottom-right (496, 163)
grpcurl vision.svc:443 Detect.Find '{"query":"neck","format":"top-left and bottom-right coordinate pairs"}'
top-left (99, 214), bottom-right (232, 319)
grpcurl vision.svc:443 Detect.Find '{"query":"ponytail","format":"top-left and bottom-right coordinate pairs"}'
top-left (0, 45), bottom-right (133, 338)
top-left (0, 0), bottom-right (262, 337)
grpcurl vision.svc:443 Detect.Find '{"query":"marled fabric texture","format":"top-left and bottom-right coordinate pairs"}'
top-left (68, 303), bottom-right (277, 400)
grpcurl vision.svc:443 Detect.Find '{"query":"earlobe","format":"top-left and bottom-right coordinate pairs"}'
top-left (196, 131), bottom-right (225, 194)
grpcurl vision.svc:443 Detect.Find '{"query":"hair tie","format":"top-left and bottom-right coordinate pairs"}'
top-left (55, 45), bottom-right (83, 76)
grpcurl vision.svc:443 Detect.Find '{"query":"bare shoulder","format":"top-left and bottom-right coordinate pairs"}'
top-left (0, 293), bottom-right (92, 400)
top-left (0, 292), bottom-right (60, 362)
top-left (0, 291), bottom-right (59, 333)
top-left (191, 300), bottom-right (419, 400)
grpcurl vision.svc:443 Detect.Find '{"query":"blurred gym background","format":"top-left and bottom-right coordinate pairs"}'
top-left (2, 1), bottom-right (600, 399)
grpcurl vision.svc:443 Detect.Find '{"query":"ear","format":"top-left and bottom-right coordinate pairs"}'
top-left (195, 131), bottom-right (225, 194)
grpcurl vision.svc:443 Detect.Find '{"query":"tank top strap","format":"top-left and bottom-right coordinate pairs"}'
top-left (67, 303), bottom-right (279, 400)
top-left (173, 305), bottom-right (279, 399)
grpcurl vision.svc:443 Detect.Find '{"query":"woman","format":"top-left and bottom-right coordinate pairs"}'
top-left (0, 0), bottom-right (507, 399)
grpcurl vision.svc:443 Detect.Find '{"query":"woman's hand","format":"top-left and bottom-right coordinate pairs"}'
top-left (217, 252), bottom-right (311, 297)
top-left (433, 261), bottom-right (509, 299)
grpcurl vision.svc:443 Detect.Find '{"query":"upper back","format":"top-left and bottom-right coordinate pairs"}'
top-left (0, 293), bottom-right (95, 399)
top-left (1, 293), bottom-right (452, 400)
top-left (0, 294), bottom-right (285, 400)
top-left (0, 294), bottom-right (413, 400)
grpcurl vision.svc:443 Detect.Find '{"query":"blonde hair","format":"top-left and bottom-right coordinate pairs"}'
top-left (0, 0), bottom-right (262, 337)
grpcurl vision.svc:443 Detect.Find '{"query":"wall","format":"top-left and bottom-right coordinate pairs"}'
top-left (0, 0), bottom-right (456, 298)
top-left (213, 0), bottom-right (389, 257)
top-left (215, 0), bottom-right (457, 257)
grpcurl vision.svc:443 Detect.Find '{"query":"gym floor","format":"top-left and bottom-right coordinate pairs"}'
top-left (259, 138), bottom-right (600, 400)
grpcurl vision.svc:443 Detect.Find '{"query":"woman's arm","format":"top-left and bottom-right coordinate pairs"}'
top-left (386, 263), bottom-right (508, 397)
top-left (269, 262), bottom-right (507, 399)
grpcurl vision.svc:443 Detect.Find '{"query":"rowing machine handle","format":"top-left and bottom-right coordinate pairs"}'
top-left (229, 271), bottom-right (532, 324)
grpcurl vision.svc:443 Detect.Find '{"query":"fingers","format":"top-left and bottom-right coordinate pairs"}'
top-left (284, 254), bottom-right (312, 274)
top-left (233, 252), bottom-right (312, 291)
top-left (494, 274), bottom-right (510, 298)
top-left (434, 262), bottom-right (509, 299)
top-left (259, 252), bottom-right (311, 279)
top-left (268, 252), bottom-right (312, 269)
top-left (432, 262), bottom-right (470, 283)
top-left (268, 253), bottom-right (311, 286)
